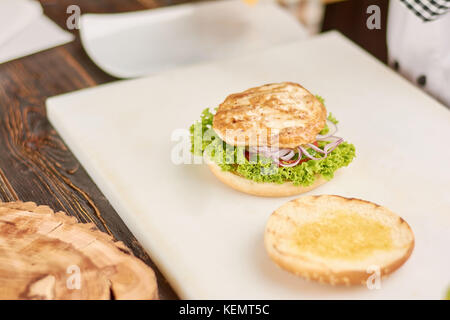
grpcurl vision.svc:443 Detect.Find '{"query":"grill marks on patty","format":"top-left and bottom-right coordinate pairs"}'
top-left (213, 82), bottom-right (327, 148)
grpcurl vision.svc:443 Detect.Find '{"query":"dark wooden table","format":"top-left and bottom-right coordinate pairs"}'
top-left (0, 0), bottom-right (187, 300)
top-left (0, 0), bottom-right (387, 300)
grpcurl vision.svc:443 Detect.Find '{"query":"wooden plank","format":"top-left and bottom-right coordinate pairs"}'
top-left (0, 0), bottom-right (178, 300)
top-left (0, 201), bottom-right (159, 300)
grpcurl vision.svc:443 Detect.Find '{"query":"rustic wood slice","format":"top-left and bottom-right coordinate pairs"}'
top-left (0, 201), bottom-right (158, 300)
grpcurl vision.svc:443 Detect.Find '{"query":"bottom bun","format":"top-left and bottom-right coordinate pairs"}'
top-left (264, 195), bottom-right (415, 286)
top-left (207, 160), bottom-right (327, 197)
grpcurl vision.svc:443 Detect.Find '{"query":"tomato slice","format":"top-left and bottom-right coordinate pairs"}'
top-left (279, 158), bottom-right (309, 166)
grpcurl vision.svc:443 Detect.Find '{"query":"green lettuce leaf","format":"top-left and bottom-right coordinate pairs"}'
top-left (327, 112), bottom-right (338, 125)
top-left (217, 141), bottom-right (355, 186)
top-left (190, 108), bottom-right (215, 155)
top-left (316, 95), bottom-right (338, 135)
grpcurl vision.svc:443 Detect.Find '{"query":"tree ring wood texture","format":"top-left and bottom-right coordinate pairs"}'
top-left (0, 201), bottom-right (159, 300)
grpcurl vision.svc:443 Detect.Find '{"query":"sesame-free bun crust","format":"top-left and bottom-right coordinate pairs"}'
top-left (213, 82), bottom-right (327, 148)
top-left (264, 195), bottom-right (414, 285)
top-left (207, 160), bottom-right (327, 197)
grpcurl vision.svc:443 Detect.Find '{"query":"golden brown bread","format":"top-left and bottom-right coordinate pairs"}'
top-left (207, 160), bottom-right (327, 197)
top-left (213, 82), bottom-right (326, 148)
top-left (264, 195), bottom-right (414, 286)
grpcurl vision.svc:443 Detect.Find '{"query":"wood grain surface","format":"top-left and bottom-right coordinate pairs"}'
top-left (0, 201), bottom-right (159, 300)
top-left (0, 0), bottom-right (387, 300)
top-left (0, 0), bottom-right (188, 300)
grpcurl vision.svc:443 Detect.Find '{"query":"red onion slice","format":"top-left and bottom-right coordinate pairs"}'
top-left (320, 135), bottom-right (341, 143)
top-left (306, 143), bottom-right (327, 154)
top-left (279, 148), bottom-right (302, 167)
top-left (247, 115), bottom-right (342, 166)
top-left (316, 120), bottom-right (338, 140)
top-left (299, 146), bottom-right (327, 161)
top-left (324, 136), bottom-right (344, 154)
top-left (279, 149), bottom-right (295, 161)
top-left (247, 135), bottom-right (344, 168)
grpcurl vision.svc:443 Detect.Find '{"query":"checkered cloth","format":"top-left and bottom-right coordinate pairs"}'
top-left (400, 0), bottom-right (450, 21)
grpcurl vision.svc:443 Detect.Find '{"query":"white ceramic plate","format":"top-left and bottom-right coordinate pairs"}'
top-left (0, 0), bottom-right (42, 48)
top-left (0, 14), bottom-right (74, 64)
top-left (80, 0), bottom-right (308, 78)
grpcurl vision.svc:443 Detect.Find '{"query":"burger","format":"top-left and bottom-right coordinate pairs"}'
top-left (189, 82), bottom-right (355, 197)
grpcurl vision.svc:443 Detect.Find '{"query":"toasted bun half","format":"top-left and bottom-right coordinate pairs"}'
top-left (207, 160), bottom-right (327, 197)
top-left (213, 82), bottom-right (326, 148)
top-left (265, 195), bottom-right (414, 285)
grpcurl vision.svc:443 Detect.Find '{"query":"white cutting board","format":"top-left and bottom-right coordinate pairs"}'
top-left (47, 32), bottom-right (450, 299)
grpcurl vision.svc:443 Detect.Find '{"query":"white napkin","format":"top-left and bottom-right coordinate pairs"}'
top-left (0, 0), bottom-right (74, 64)
top-left (0, 0), bottom-right (42, 47)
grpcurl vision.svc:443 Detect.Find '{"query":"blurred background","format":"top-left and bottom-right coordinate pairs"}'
top-left (57, 0), bottom-right (388, 62)
top-left (0, 0), bottom-right (394, 93)
top-left (2, 0), bottom-right (449, 106)
top-left (1, 0), bottom-right (390, 71)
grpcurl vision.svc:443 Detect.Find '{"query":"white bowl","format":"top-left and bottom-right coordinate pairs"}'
top-left (80, 0), bottom-right (308, 78)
